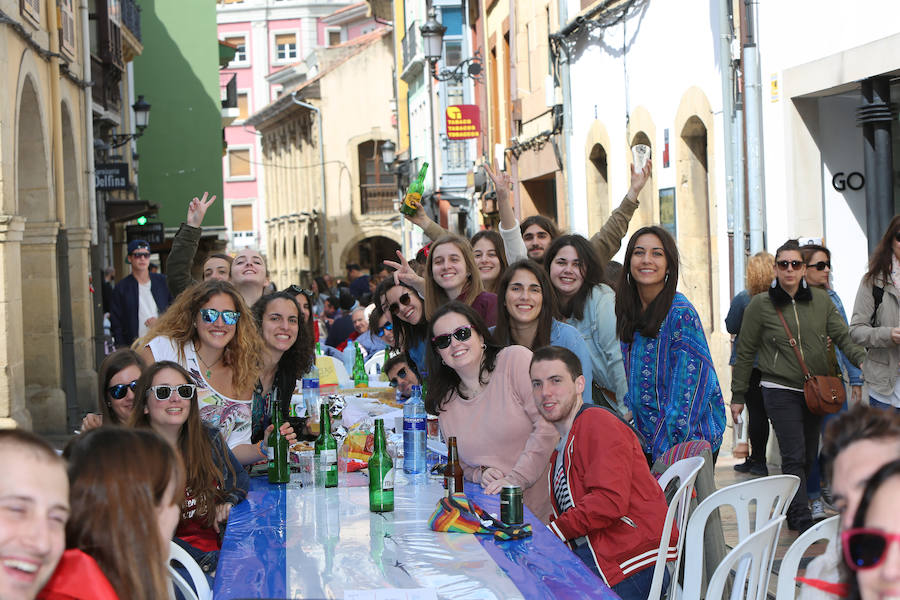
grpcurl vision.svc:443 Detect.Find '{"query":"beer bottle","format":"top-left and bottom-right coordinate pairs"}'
top-left (368, 418), bottom-right (394, 512)
top-left (445, 436), bottom-right (464, 496)
top-left (353, 342), bottom-right (368, 388)
top-left (267, 392), bottom-right (290, 484)
top-left (315, 401), bottom-right (338, 487)
top-left (400, 162), bottom-right (429, 217)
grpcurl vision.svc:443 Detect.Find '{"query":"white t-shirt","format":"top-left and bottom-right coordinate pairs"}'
top-left (147, 335), bottom-right (252, 449)
top-left (136, 280), bottom-right (158, 338)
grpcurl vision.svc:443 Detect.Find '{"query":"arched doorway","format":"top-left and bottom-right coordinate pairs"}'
top-left (586, 143), bottom-right (610, 235)
top-left (18, 76), bottom-right (64, 432)
top-left (677, 116), bottom-right (714, 329)
top-left (342, 235), bottom-right (401, 276)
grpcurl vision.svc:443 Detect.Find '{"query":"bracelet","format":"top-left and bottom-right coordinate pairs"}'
top-left (258, 440), bottom-right (267, 457)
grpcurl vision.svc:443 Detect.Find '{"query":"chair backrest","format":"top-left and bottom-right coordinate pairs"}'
top-left (168, 541), bottom-right (211, 600)
top-left (705, 516), bottom-right (786, 600)
top-left (365, 350), bottom-right (387, 376)
top-left (775, 515), bottom-right (840, 600)
top-left (679, 474), bottom-right (800, 600)
top-left (647, 456), bottom-right (706, 600)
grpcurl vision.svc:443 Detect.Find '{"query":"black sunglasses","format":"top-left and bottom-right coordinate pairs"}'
top-left (376, 322), bottom-right (394, 337)
top-left (284, 284), bottom-right (313, 297)
top-left (389, 367), bottom-right (408, 387)
top-left (894, 231), bottom-right (900, 243)
top-left (842, 528), bottom-right (900, 571)
top-left (807, 261), bottom-right (831, 271)
top-left (432, 326), bottom-right (472, 350)
top-left (389, 292), bottom-right (412, 315)
top-left (776, 260), bottom-right (803, 270)
top-left (131, 252), bottom-right (151, 259)
top-left (108, 380), bottom-right (138, 400)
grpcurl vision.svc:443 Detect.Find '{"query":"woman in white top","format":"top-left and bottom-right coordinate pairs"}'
top-left (138, 279), bottom-right (265, 465)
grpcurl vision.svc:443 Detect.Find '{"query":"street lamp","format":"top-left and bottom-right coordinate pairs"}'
top-left (419, 7), bottom-right (482, 82)
top-left (381, 139), bottom-right (396, 169)
top-left (109, 95), bottom-right (152, 148)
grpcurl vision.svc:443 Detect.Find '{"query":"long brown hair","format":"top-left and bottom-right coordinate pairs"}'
top-left (97, 349), bottom-right (146, 425)
top-left (252, 291), bottom-right (315, 403)
top-left (424, 234), bottom-right (485, 319)
top-left (493, 259), bottom-right (559, 350)
top-left (746, 251), bottom-right (775, 296)
top-left (544, 234), bottom-right (605, 321)
top-left (65, 427), bottom-right (185, 600)
top-left (137, 279), bottom-right (262, 394)
top-left (129, 361), bottom-right (233, 528)
top-left (865, 215), bottom-right (900, 285)
top-left (615, 226), bottom-right (681, 342)
top-left (470, 230), bottom-right (509, 294)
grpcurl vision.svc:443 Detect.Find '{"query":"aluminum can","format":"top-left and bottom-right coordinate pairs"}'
top-left (500, 485), bottom-right (523, 525)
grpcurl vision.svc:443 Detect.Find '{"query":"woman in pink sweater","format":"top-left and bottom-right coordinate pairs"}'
top-left (425, 301), bottom-right (559, 522)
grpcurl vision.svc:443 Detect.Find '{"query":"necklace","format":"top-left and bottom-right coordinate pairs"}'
top-left (196, 346), bottom-right (223, 379)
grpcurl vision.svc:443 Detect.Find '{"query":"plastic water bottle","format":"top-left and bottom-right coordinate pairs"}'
top-left (302, 359), bottom-right (320, 420)
top-left (403, 385), bottom-right (426, 474)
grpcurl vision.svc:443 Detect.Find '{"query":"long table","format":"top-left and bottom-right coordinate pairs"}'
top-left (213, 472), bottom-right (620, 599)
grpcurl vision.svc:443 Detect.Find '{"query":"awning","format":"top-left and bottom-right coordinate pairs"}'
top-left (105, 199), bottom-right (159, 223)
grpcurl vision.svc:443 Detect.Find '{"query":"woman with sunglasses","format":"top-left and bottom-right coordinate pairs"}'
top-left (733, 239), bottom-right (866, 532)
top-left (544, 234), bottom-right (627, 413)
top-left (376, 279), bottom-right (430, 369)
top-left (851, 216), bottom-right (900, 412)
top-left (80, 349), bottom-right (147, 432)
top-left (471, 230), bottom-right (508, 294)
top-left (139, 279), bottom-right (265, 466)
top-left (841, 459), bottom-right (900, 599)
top-left (616, 226), bottom-right (725, 464)
top-left (129, 360), bottom-right (249, 579)
top-left (283, 284), bottom-right (317, 346)
top-left (425, 301), bottom-right (558, 522)
top-left (491, 259), bottom-right (593, 404)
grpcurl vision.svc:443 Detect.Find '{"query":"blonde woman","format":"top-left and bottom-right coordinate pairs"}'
top-left (137, 279), bottom-right (264, 466)
top-left (725, 251), bottom-right (775, 475)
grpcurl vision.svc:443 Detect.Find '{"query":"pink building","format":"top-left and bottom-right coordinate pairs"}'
top-left (217, 0), bottom-right (381, 252)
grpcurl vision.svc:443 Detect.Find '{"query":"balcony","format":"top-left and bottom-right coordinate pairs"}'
top-left (360, 183), bottom-right (397, 215)
top-left (91, 55), bottom-right (123, 113)
top-left (400, 20), bottom-right (424, 84)
top-left (221, 74), bottom-right (239, 126)
top-left (121, 0), bottom-right (141, 43)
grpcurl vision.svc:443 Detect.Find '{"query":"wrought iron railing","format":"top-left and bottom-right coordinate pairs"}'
top-left (121, 0), bottom-right (141, 42)
top-left (360, 183), bottom-right (397, 214)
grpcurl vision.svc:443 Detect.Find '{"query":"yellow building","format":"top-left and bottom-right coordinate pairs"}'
top-left (247, 28), bottom-right (401, 285)
top-left (0, 0), bottom-right (118, 431)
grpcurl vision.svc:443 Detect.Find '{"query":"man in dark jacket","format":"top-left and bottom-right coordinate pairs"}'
top-left (530, 346), bottom-right (673, 600)
top-left (109, 239), bottom-right (173, 348)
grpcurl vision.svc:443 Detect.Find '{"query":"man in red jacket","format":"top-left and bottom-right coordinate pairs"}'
top-left (530, 346), bottom-right (675, 600)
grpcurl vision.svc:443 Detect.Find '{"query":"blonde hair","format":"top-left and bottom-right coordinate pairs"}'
top-left (136, 280), bottom-right (262, 394)
top-left (424, 234), bottom-right (484, 320)
top-left (746, 251), bottom-right (775, 296)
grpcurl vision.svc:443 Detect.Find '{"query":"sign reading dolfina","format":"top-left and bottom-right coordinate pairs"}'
top-left (95, 163), bottom-right (129, 190)
top-left (446, 105), bottom-right (480, 140)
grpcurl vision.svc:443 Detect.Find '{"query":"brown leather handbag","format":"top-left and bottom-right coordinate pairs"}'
top-left (775, 307), bottom-right (845, 415)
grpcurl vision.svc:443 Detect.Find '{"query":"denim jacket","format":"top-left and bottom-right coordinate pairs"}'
top-left (565, 284), bottom-right (627, 414)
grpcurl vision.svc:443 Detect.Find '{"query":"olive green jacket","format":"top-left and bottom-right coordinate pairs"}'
top-left (165, 223), bottom-right (202, 298)
top-left (731, 284), bottom-right (866, 404)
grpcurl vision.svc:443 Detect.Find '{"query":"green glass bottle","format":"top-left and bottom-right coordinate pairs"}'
top-left (267, 393), bottom-right (291, 484)
top-left (368, 418), bottom-right (394, 512)
top-left (315, 401), bottom-right (338, 487)
top-left (353, 342), bottom-right (369, 388)
top-left (400, 162), bottom-right (429, 217)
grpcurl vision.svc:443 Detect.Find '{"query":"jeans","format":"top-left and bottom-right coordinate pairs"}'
top-left (745, 368), bottom-right (769, 464)
top-left (762, 387), bottom-right (821, 523)
top-left (611, 565), bottom-right (671, 600)
top-left (870, 397), bottom-right (900, 411)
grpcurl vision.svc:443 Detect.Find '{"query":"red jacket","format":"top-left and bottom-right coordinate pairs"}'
top-left (547, 406), bottom-right (676, 588)
top-left (38, 549), bottom-right (119, 600)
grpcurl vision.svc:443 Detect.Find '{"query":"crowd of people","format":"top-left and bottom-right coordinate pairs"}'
top-left (6, 174), bottom-right (900, 599)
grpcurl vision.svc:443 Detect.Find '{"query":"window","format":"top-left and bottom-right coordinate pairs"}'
top-left (231, 204), bottom-right (253, 231)
top-left (275, 33), bottom-right (297, 61)
top-left (327, 29), bottom-right (341, 46)
top-left (237, 92), bottom-right (249, 121)
top-left (227, 148), bottom-right (252, 179)
top-left (59, 0), bottom-right (76, 59)
top-left (224, 35), bottom-right (247, 65)
top-left (20, 0), bottom-right (40, 27)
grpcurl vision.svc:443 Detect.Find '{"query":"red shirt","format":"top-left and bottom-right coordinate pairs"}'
top-left (38, 549), bottom-right (119, 600)
top-left (176, 485), bottom-right (220, 552)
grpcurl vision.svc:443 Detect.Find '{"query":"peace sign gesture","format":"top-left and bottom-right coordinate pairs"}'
top-left (383, 250), bottom-right (425, 295)
top-left (187, 192), bottom-right (216, 228)
top-left (483, 158), bottom-right (517, 231)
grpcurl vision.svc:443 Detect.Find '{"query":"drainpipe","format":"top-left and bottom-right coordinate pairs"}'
top-left (508, 0), bottom-right (521, 220)
top-left (291, 93), bottom-right (329, 273)
top-left (557, 0), bottom-right (576, 233)
top-left (81, 0), bottom-right (97, 246)
top-left (742, 0), bottom-right (765, 253)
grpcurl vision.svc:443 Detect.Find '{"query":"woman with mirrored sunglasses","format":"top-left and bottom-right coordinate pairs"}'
top-left (80, 348), bottom-right (147, 432)
top-left (138, 280), bottom-right (265, 467)
top-left (732, 239), bottom-right (866, 532)
top-left (841, 459), bottom-right (900, 599)
top-left (425, 301), bottom-right (558, 523)
top-left (851, 216), bottom-right (900, 413)
top-left (129, 360), bottom-right (248, 581)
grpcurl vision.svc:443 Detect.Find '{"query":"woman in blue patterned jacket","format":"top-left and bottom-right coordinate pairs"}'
top-left (614, 226), bottom-right (726, 463)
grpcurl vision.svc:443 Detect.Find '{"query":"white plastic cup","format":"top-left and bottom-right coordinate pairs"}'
top-left (632, 144), bottom-right (651, 171)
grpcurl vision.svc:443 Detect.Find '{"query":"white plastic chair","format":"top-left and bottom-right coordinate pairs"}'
top-left (168, 541), bottom-right (211, 600)
top-left (775, 515), bottom-right (840, 600)
top-left (646, 456), bottom-right (706, 600)
top-left (677, 474), bottom-right (800, 599)
top-left (704, 516), bottom-right (786, 600)
top-left (365, 350), bottom-right (388, 376)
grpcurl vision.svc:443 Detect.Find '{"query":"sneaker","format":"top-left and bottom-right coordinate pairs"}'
top-left (749, 461), bottom-right (769, 476)
top-left (810, 499), bottom-right (827, 521)
top-left (733, 458), bottom-right (754, 473)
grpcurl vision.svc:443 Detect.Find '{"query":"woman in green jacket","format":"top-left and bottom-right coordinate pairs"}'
top-left (731, 239), bottom-right (866, 532)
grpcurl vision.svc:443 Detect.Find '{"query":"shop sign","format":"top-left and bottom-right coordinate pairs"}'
top-left (446, 105), bottom-right (480, 140)
top-left (95, 163), bottom-right (129, 190)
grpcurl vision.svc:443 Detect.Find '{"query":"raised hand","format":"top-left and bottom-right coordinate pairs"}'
top-left (383, 250), bottom-right (425, 292)
top-left (187, 191), bottom-right (216, 228)
top-left (484, 158), bottom-right (517, 230)
top-left (627, 159), bottom-right (652, 201)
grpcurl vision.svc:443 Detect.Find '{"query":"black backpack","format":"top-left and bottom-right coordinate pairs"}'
top-left (871, 285), bottom-right (885, 327)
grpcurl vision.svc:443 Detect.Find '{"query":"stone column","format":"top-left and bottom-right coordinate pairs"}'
top-left (0, 215), bottom-right (26, 429)
top-left (66, 227), bottom-right (98, 411)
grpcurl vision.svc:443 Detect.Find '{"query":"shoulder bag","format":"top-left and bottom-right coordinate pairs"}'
top-left (774, 307), bottom-right (845, 415)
